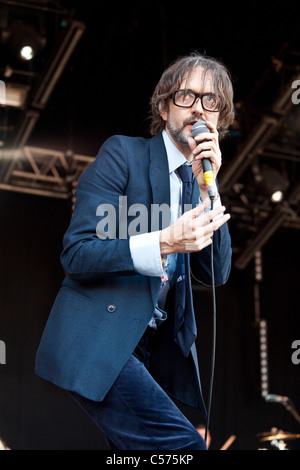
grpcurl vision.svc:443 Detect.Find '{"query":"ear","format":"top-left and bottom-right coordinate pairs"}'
top-left (159, 101), bottom-right (168, 122)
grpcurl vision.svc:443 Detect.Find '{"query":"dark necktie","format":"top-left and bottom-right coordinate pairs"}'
top-left (174, 164), bottom-right (197, 357)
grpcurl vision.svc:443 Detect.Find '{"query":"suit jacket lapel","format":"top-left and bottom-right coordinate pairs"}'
top-left (149, 134), bottom-right (170, 209)
top-left (148, 134), bottom-right (170, 305)
top-left (150, 133), bottom-right (200, 209)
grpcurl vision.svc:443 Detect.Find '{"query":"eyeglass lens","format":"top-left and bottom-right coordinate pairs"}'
top-left (174, 90), bottom-right (220, 111)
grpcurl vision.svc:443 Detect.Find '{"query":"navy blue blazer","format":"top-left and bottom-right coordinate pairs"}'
top-left (35, 133), bottom-right (232, 411)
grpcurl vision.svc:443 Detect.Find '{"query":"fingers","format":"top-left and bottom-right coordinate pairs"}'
top-left (174, 204), bottom-right (230, 252)
top-left (184, 211), bottom-right (230, 252)
top-left (189, 120), bottom-right (221, 169)
top-left (201, 205), bottom-right (228, 224)
top-left (194, 141), bottom-right (219, 162)
top-left (204, 120), bottom-right (218, 134)
top-left (188, 198), bottom-right (210, 217)
top-left (201, 211), bottom-right (231, 233)
top-left (189, 206), bottom-right (230, 237)
top-left (160, 201), bottom-right (230, 255)
top-left (183, 201), bottom-right (226, 223)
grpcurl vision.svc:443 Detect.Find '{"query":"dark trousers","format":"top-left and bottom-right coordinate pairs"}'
top-left (70, 329), bottom-right (207, 450)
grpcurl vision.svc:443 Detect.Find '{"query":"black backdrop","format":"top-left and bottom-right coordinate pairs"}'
top-left (0, 188), bottom-right (299, 450)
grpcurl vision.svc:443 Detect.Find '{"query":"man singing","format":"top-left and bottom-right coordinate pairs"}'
top-left (36, 51), bottom-right (234, 450)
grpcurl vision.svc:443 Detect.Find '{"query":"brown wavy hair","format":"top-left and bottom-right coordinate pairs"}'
top-left (149, 52), bottom-right (235, 140)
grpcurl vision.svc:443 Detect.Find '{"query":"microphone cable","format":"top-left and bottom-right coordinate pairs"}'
top-left (204, 195), bottom-right (216, 445)
top-left (190, 194), bottom-right (216, 446)
top-left (190, 121), bottom-right (218, 446)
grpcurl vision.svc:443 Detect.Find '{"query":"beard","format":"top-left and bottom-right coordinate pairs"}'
top-left (166, 121), bottom-right (189, 146)
top-left (166, 116), bottom-right (203, 147)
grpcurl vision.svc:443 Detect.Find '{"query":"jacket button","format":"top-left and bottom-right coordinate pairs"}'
top-left (107, 304), bottom-right (116, 313)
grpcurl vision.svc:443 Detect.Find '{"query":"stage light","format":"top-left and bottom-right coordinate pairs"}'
top-left (252, 164), bottom-right (289, 203)
top-left (263, 167), bottom-right (288, 203)
top-left (2, 17), bottom-right (46, 62)
top-left (9, 20), bottom-right (46, 61)
top-left (271, 189), bottom-right (283, 203)
top-left (20, 45), bottom-right (34, 61)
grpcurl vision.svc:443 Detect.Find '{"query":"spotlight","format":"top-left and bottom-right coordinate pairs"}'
top-left (5, 19), bottom-right (46, 62)
top-left (20, 45), bottom-right (34, 61)
top-left (271, 190), bottom-right (283, 203)
top-left (252, 164), bottom-right (289, 203)
top-left (263, 166), bottom-right (288, 203)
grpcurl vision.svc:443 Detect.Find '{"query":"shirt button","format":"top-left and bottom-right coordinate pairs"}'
top-left (106, 304), bottom-right (116, 313)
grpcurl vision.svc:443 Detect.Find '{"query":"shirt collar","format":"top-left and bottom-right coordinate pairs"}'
top-left (162, 130), bottom-right (189, 174)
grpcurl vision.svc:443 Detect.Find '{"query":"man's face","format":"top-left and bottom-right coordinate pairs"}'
top-left (160, 66), bottom-right (220, 154)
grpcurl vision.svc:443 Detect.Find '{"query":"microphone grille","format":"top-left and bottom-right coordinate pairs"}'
top-left (191, 121), bottom-right (209, 138)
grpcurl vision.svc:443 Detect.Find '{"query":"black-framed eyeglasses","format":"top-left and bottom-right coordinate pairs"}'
top-left (171, 89), bottom-right (222, 112)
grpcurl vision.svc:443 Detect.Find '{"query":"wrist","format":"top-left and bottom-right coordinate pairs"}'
top-left (160, 227), bottom-right (175, 255)
top-left (199, 185), bottom-right (218, 203)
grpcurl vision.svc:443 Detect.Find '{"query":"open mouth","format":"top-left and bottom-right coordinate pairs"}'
top-left (186, 121), bottom-right (198, 133)
top-left (186, 120), bottom-right (198, 128)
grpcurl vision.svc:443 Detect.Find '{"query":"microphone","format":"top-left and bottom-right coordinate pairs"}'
top-left (265, 394), bottom-right (290, 404)
top-left (191, 121), bottom-right (215, 200)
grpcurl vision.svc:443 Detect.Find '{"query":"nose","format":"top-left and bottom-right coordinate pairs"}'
top-left (191, 97), bottom-right (205, 115)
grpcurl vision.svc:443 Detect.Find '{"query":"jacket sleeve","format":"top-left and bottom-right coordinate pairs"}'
top-left (60, 136), bottom-right (136, 282)
top-left (190, 222), bottom-right (232, 287)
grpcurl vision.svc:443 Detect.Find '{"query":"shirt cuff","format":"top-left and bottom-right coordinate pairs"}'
top-left (129, 231), bottom-right (164, 277)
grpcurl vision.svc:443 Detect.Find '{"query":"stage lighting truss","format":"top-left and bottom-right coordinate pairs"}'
top-left (0, 1), bottom-right (85, 151)
top-left (0, 145), bottom-right (94, 199)
top-left (0, 81), bottom-right (30, 108)
top-left (0, 1), bottom-right (85, 203)
top-left (219, 46), bottom-right (300, 270)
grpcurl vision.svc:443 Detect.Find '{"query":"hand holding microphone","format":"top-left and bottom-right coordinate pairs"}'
top-left (190, 120), bottom-right (221, 201)
top-left (160, 120), bottom-right (230, 255)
